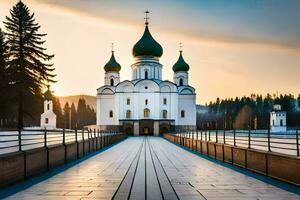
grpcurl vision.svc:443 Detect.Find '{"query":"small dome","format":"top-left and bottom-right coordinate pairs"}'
top-left (172, 51), bottom-right (190, 72)
top-left (104, 51), bottom-right (121, 72)
top-left (132, 25), bottom-right (163, 58)
top-left (44, 86), bottom-right (52, 101)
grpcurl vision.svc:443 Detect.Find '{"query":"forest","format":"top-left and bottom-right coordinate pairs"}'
top-left (197, 94), bottom-right (300, 130)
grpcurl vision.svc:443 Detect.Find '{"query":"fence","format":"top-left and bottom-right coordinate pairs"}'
top-left (0, 128), bottom-right (119, 155)
top-left (172, 127), bottom-right (300, 157)
top-left (0, 128), bottom-right (127, 188)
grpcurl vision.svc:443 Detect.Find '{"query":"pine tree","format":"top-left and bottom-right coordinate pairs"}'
top-left (70, 103), bottom-right (77, 129)
top-left (52, 97), bottom-right (63, 128)
top-left (63, 102), bottom-right (70, 128)
top-left (0, 29), bottom-right (10, 121)
top-left (4, 1), bottom-right (55, 128)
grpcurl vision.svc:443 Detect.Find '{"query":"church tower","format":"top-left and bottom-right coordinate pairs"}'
top-left (173, 47), bottom-right (190, 86)
top-left (131, 11), bottom-right (163, 80)
top-left (40, 86), bottom-right (57, 129)
top-left (104, 46), bottom-right (121, 86)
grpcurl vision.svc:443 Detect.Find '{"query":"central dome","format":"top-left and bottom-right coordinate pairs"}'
top-left (132, 25), bottom-right (163, 58)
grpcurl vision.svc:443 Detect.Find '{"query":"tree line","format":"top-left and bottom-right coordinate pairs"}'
top-left (0, 1), bottom-right (96, 129)
top-left (197, 94), bottom-right (300, 130)
top-left (53, 97), bottom-right (96, 129)
top-left (0, 1), bottom-right (55, 128)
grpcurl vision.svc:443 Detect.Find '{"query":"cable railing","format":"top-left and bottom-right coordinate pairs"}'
top-left (0, 128), bottom-right (120, 155)
top-left (172, 127), bottom-right (300, 157)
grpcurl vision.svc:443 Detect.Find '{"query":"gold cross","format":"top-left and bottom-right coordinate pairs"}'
top-left (179, 42), bottom-right (183, 52)
top-left (110, 43), bottom-right (114, 52)
top-left (144, 10), bottom-right (150, 25)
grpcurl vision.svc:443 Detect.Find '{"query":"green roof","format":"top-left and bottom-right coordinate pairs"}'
top-left (172, 51), bottom-right (190, 72)
top-left (44, 87), bottom-right (52, 101)
top-left (104, 52), bottom-right (121, 72)
top-left (132, 25), bottom-right (163, 58)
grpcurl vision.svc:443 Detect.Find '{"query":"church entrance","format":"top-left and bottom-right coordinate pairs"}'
top-left (143, 127), bottom-right (150, 135)
top-left (139, 119), bottom-right (154, 136)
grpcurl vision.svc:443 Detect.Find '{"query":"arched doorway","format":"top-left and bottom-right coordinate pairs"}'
top-left (143, 127), bottom-right (150, 135)
top-left (125, 127), bottom-right (133, 135)
top-left (139, 119), bottom-right (154, 136)
top-left (159, 123), bottom-right (170, 136)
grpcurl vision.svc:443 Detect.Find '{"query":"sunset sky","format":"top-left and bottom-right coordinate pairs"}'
top-left (0, 0), bottom-right (299, 104)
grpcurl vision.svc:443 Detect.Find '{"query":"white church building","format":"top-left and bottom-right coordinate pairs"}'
top-left (40, 86), bottom-right (56, 129)
top-left (96, 16), bottom-right (196, 136)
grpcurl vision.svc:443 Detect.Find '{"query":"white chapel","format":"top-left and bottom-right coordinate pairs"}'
top-left (96, 15), bottom-right (196, 136)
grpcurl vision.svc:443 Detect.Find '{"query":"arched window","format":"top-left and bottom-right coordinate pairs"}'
top-left (179, 78), bottom-right (183, 86)
top-left (145, 99), bottom-right (148, 105)
top-left (110, 78), bottom-right (114, 86)
top-left (162, 110), bottom-right (168, 119)
top-left (280, 119), bottom-right (283, 126)
top-left (144, 108), bottom-right (150, 118)
top-left (163, 98), bottom-right (167, 105)
top-left (126, 110), bottom-right (131, 119)
top-left (145, 70), bottom-right (148, 79)
top-left (47, 103), bottom-right (50, 110)
top-left (181, 110), bottom-right (185, 118)
top-left (109, 110), bottom-right (113, 118)
top-left (126, 98), bottom-right (130, 105)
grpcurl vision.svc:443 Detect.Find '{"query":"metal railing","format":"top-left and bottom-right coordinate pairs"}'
top-left (0, 128), bottom-right (120, 155)
top-left (172, 127), bottom-right (300, 157)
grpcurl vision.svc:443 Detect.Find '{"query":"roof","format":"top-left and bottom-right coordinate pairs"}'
top-left (172, 51), bottom-right (190, 72)
top-left (132, 25), bottom-right (163, 58)
top-left (104, 51), bottom-right (121, 72)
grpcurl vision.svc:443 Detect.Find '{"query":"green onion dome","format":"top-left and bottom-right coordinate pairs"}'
top-left (44, 86), bottom-right (53, 101)
top-left (172, 51), bottom-right (190, 72)
top-left (104, 51), bottom-right (121, 72)
top-left (132, 25), bottom-right (163, 58)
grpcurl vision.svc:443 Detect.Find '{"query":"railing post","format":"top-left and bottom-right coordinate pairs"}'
top-left (75, 127), bottom-right (78, 143)
top-left (100, 130), bottom-right (103, 148)
top-left (201, 129), bottom-right (203, 140)
top-left (63, 128), bottom-right (67, 164)
top-left (296, 129), bottom-right (299, 157)
top-left (216, 121), bottom-right (218, 143)
top-left (223, 126), bottom-right (226, 144)
top-left (75, 127), bottom-right (79, 159)
top-left (233, 128), bottom-right (236, 146)
top-left (88, 129), bottom-right (91, 152)
top-left (208, 123), bottom-right (211, 141)
top-left (63, 128), bottom-right (65, 145)
top-left (94, 129), bottom-right (97, 150)
top-left (248, 124), bottom-right (251, 149)
top-left (18, 128), bottom-right (22, 151)
top-left (82, 129), bottom-right (85, 155)
top-left (268, 125), bottom-right (271, 152)
top-left (44, 128), bottom-right (47, 147)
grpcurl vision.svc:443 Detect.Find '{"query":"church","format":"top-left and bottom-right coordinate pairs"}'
top-left (96, 14), bottom-right (196, 136)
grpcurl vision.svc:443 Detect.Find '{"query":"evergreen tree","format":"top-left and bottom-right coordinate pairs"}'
top-left (52, 97), bottom-right (63, 128)
top-left (0, 29), bottom-right (10, 122)
top-left (4, 1), bottom-right (55, 128)
top-left (63, 102), bottom-right (70, 128)
top-left (298, 94), bottom-right (300, 108)
top-left (77, 98), bottom-right (87, 128)
top-left (70, 103), bottom-right (77, 129)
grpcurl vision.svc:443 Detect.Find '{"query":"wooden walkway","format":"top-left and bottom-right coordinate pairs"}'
top-left (4, 137), bottom-right (300, 200)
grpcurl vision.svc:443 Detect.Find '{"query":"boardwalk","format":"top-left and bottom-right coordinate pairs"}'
top-left (4, 137), bottom-right (299, 200)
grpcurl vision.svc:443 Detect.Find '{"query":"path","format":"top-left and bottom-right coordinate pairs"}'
top-left (4, 137), bottom-right (299, 200)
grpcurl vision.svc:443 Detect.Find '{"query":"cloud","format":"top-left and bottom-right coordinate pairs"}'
top-left (21, 0), bottom-right (300, 52)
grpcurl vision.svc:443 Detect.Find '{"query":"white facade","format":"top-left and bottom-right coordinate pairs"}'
top-left (270, 104), bottom-right (287, 132)
top-left (96, 22), bottom-right (196, 136)
top-left (41, 99), bottom-right (57, 129)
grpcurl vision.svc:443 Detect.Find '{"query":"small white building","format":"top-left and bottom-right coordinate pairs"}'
top-left (40, 87), bottom-right (56, 129)
top-left (96, 18), bottom-right (196, 136)
top-left (270, 104), bottom-right (287, 132)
